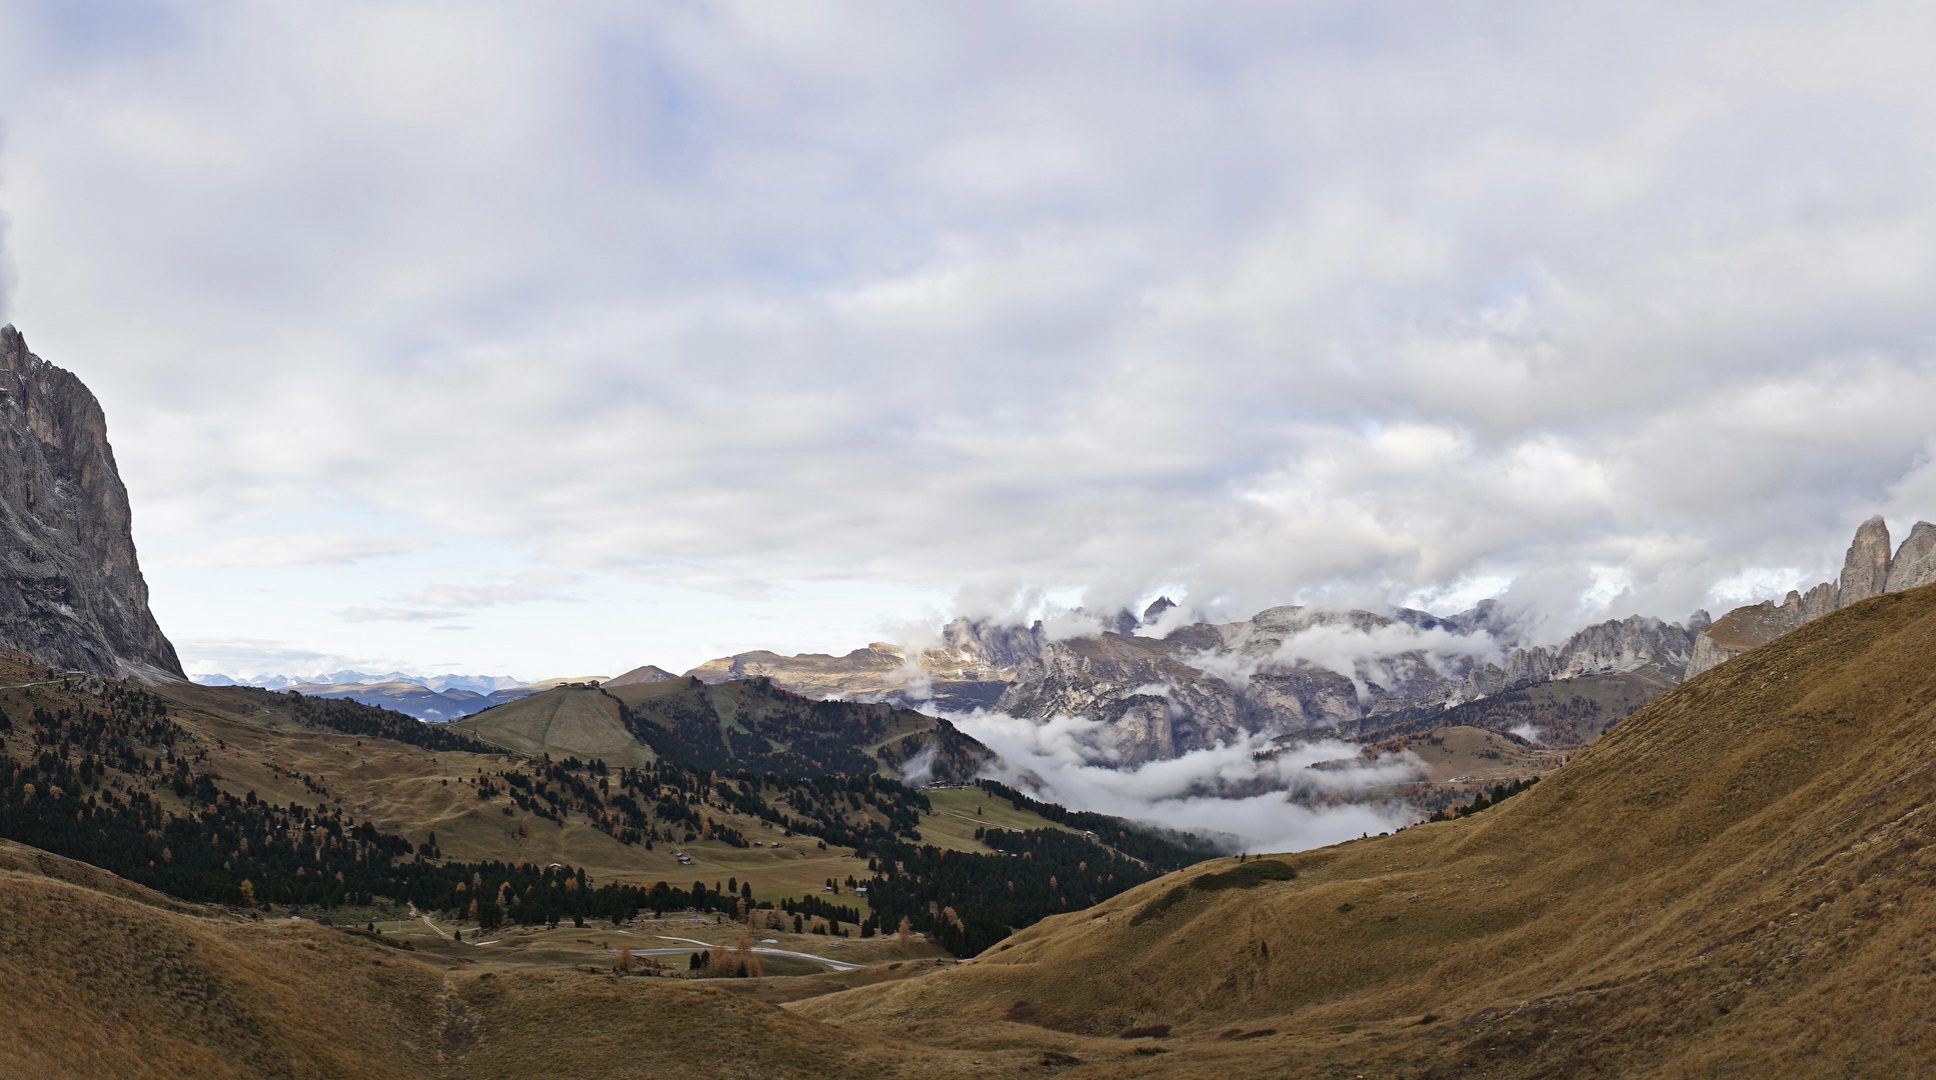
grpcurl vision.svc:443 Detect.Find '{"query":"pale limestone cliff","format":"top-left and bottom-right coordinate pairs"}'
top-left (1839, 515), bottom-right (1894, 605)
top-left (0, 327), bottom-right (181, 681)
top-left (1886, 521), bottom-right (1936, 593)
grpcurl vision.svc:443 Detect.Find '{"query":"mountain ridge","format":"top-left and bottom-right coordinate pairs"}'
top-left (668, 600), bottom-right (1710, 765)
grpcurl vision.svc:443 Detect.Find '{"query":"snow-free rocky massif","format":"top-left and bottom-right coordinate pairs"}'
top-left (0, 327), bottom-right (182, 682)
top-left (671, 518), bottom-right (1936, 766)
top-left (675, 599), bottom-right (1707, 764)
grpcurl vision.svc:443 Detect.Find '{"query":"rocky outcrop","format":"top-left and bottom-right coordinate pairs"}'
top-left (676, 613), bottom-right (1055, 713)
top-left (0, 327), bottom-right (181, 681)
top-left (686, 645), bottom-right (906, 688)
top-left (1886, 522), bottom-right (1936, 593)
top-left (1548, 615), bottom-right (1695, 677)
top-left (1687, 515), bottom-right (1936, 678)
top-left (1839, 515), bottom-right (1894, 606)
top-left (997, 605), bottom-right (1502, 763)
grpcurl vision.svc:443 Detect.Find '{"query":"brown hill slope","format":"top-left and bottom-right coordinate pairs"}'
top-left (604, 676), bottom-right (990, 781)
top-left (454, 683), bottom-right (656, 766)
top-left (795, 583), bottom-right (1936, 1077)
top-left (0, 837), bottom-right (1038, 1079)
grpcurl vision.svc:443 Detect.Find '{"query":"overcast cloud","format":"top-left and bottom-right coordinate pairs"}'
top-left (3, 2), bottom-right (1936, 679)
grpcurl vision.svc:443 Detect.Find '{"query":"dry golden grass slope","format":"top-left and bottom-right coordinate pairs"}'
top-left (795, 583), bottom-right (1936, 1078)
top-left (0, 840), bottom-right (1040, 1079)
top-left (454, 684), bottom-right (656, 766)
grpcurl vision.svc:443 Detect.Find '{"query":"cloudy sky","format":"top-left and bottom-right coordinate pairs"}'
top-left (4, 1), bottom-right (1936, 681)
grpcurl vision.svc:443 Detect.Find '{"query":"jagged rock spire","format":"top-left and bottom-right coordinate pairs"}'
top-left (1838, 515), bottom-right (1893, 607)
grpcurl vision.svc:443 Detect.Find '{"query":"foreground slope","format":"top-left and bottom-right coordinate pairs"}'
top-left (0, 840), bottom-right (1032, 1079)
top-left (797, 583), bottom-right (1936, 1077)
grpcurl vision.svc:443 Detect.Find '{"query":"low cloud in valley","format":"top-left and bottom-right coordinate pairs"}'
top-left (955, 711), bottom-right (1425, 854)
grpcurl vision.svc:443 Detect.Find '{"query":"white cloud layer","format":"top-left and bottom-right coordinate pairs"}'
top-left (3, 2), bottom-right (1936, 682)
top-left (954, 710), bottom-right (1422, 853)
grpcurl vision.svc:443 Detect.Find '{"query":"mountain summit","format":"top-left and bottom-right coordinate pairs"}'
top-left (0, 327), bottom-right (181, 681)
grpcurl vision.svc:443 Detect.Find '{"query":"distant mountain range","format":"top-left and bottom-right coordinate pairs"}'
top-left (192, 669), bottom-right (527, 694)
top-left (663, 514), bottom-right (1931, 767)
top-left (195, 516), bottom-right (1935, 747)
top-left (667, 597), bottom-right (1709, 765)
top-left (189, 670), bottom-right (606, 721)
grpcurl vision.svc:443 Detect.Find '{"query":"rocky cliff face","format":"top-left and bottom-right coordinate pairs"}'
top-left (988, 603), bottom-right (1706, 764)
top-left (679, 614), bottom-right (1047, 713)
top-left (1886, 522), bottom-right (1936, 594)
top-left (1686, 515), bottom-right (1936, 678)
top-left (0, 327), bottom-right (181, 681)
top-left (988, 618), bottom-right (1371, 764)
top-left (1839, 515), bottom-right (1895, 605)
top-left (1391, 613), bottom-right (1701, 719)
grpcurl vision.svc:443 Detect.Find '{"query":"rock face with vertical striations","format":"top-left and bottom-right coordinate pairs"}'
top-left (1838, 515), bottom-right (1894, 606)
top-left (0, 327), bottom-right (182, 681)
top-left (1886, 521), bottom-right (1936, 593)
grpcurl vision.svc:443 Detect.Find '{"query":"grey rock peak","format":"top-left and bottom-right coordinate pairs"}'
top-left (1839, 515), bottom-right (1893, 607)
top-left (0, 326), bottom-right (182, 681)
top-left (1886, 521), bottom-right (1936, 593)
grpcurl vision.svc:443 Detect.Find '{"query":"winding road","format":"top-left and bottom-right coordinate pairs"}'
top-left (642, 935), bottom-right (864, 971)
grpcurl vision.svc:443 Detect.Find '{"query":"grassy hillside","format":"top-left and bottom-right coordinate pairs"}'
top-left (792, 583), bottom-right (1936, 1077)
top-left (454, 684), bottom-right (656, 766)
top-left (1349, 725), bottom-right (1560, 817)
top-left (0, 839), bottom-right (1028, 1079)
top-left (605, 676), bottom-right (988, 780)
